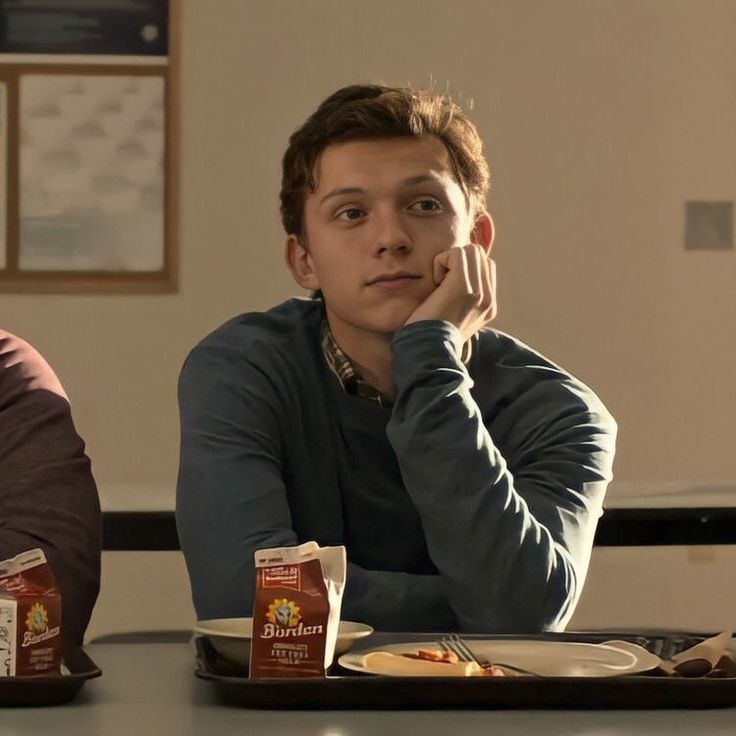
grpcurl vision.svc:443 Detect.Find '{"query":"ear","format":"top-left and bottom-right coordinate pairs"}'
top-left (470, 211), bottom-right (495, 254)
top-left (285, 235), bottom-right (320, 291)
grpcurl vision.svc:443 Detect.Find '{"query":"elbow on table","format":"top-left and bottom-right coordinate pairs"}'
top-left (539, 546), bottom-right (581, 632)
top-left (456, 549), bottom-right (580, 634)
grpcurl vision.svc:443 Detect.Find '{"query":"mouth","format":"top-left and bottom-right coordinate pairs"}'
top-left (367, 272), bottom-right (422, 290)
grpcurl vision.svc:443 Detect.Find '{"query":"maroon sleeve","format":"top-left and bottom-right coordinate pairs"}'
top-left (0, 330), bottom-right (101, 646)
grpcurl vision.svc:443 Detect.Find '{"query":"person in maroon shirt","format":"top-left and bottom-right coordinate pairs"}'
top-left (0, 329), bottom-right (100, 646)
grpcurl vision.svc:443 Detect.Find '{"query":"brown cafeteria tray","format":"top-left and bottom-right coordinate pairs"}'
top-left (194, 631), bottom-right (736, 710)
top-left (0, 647), bottom-right (101, 707)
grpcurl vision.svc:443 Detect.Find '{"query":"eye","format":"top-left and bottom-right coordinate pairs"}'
top-left (409, 198), bottom-right (442, 213)
top-left (336, 207), bottom-right (366, 221)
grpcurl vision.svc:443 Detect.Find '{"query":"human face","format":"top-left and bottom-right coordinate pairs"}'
top-left (286, 136), bottom-right (486, 351)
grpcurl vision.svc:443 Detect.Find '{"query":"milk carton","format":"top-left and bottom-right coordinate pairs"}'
top-left (249, 541), bottom-right (346, 679)
top-left (0, 549), bottom-right (62, 677)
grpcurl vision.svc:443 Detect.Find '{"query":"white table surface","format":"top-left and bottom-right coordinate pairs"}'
top-left (98, 480), bottom-right (736, 512)
top-left (2, 643), bottom-right (735, 736)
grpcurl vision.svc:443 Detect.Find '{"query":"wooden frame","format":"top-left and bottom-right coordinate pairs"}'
top-left (0, 1), bottom-right (179, 293)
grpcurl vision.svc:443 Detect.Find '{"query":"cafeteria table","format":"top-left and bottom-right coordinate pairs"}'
top-left (2, 641), bottom-right (735, 736)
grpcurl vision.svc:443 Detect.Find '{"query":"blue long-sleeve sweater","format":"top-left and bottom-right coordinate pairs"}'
top-left (176, 298), bottom-right (616, 633)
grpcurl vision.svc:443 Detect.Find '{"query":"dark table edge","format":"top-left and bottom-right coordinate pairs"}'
top-left (101, 508), bottom-right (736, 551)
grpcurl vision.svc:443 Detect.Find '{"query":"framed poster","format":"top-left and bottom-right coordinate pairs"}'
top-left (0, 0), bottom-right (178, 293)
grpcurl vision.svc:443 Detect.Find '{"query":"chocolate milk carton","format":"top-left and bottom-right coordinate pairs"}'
top-left (0, 548), bottom-right (62, 677)
top-left (250, 541), bottom-right (346, 679)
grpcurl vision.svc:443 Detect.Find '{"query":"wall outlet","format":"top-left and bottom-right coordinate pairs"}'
top-left (685, 201), bottom-right (733, 250)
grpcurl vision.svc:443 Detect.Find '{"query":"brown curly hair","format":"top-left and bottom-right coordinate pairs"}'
top-left (280, 84), bottom-right (491, 239)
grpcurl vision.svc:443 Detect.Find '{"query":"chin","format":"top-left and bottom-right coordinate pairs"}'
top-left (327, 293), bottom-right (424, 337)
top-left (366, 306), bottom-right (420, 335)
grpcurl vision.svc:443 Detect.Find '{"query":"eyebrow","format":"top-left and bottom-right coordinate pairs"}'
top-left (318, 174), bottom-right (445, 207)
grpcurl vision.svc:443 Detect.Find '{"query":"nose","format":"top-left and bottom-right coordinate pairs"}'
top-left (373, 209), bottom-right (412, 256)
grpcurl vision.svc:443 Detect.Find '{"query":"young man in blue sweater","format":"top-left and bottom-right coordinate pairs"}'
top-left (176, 84), bottom-right (617, 633)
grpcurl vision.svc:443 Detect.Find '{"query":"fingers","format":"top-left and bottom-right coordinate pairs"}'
top-left (407, 245), bottom-right (497, 339)
top-left (432, 246), bottom-right (475, 290)
top-left (467, 245), bottom-right (484, 302)
top-left (435, 245), bottom-right (495, 319)
top-left (432, 250), bottom-right (451, 285)
top-left (470, 246), bottom-right (496, 322)
top-left (476, 253), bottom-right (496, 321)
top-left (488, 258), bottom-right (497, 320)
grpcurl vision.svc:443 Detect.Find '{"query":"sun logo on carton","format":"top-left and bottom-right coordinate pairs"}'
top-left (25, 602), bottom-right (49, 635)
top-left (266, 598), bottom-right (301, 628)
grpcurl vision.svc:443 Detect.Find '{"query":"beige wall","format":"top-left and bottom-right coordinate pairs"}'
top-left (1, 1), bottom-right (735, 635)
top-left (2, 0), bottom-right (735, 502)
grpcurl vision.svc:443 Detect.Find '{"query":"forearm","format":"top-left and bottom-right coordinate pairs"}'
top-left (177, 468), bottom-right (456, 629)
top-left (342, 562), bottom-right (456, 632)
top-left (390, 389), bottom-right (581, 632)
top-left (387, 322), bottom-right (615, 633)
top-left (176, 467), bottom-right (298, 620)
top-left (176, 343), bottom-right (300, 620)
top-left (382, 451), bottom-right (584, 632)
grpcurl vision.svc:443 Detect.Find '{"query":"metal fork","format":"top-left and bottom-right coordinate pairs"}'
top-left (438, 633), bottom-right (536, 677)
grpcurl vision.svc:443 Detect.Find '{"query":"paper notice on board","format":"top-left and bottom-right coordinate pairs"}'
top-left (18, 73), bottom-right (165, 272)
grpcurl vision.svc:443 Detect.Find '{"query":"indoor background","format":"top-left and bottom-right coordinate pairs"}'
top-left (1, 0), bottom-right (734, 639)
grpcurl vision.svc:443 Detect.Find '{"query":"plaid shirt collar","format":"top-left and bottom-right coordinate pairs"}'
top-left (320, 320), bottom-right (389, 406)
top-left (320, 318), bottom-right (473, 407)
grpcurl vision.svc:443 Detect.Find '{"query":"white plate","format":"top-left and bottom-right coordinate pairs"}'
top-left (338, 639), bottom-right (662, 678)
top-left (194, 617), bottom-right (373, 666)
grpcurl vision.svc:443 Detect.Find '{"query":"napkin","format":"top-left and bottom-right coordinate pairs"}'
top-left (605, 631), bottom-right (735, 677)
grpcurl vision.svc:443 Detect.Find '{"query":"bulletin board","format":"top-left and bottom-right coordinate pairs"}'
top-left (0, 0), bottom-right (179, 293)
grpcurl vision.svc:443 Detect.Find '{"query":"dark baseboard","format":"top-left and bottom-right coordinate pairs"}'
top-left (101, 508), bottom-right (736, 551)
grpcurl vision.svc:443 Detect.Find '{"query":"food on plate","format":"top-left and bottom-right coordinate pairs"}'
top-left (401, 648), bottom-right (459, 663)
top-left (360, 649), bottom-right (507, 677)
top-left (400, 648), bottom-right (506, 676)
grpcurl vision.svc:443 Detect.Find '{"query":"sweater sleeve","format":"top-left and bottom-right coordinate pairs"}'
top-left (0, 333), bottom-right (101, 647)
top-left (386, 321), bottom-right (617, 633)
top-left (177, 337), bottom-right (458, 630)
top-left (176, 340), bottom-right (298, 620)
top-left (342, 563), bottom-right (456, 631)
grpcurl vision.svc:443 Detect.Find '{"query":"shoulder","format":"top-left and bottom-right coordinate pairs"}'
top-left (179, 298), bottom-right (324, 395)
top-left (472, 328), bottom-right (616, 429)
top-left (185, 298), bottom-right (321, 366)
top-left (0, 329), bottom-right (67, 400)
